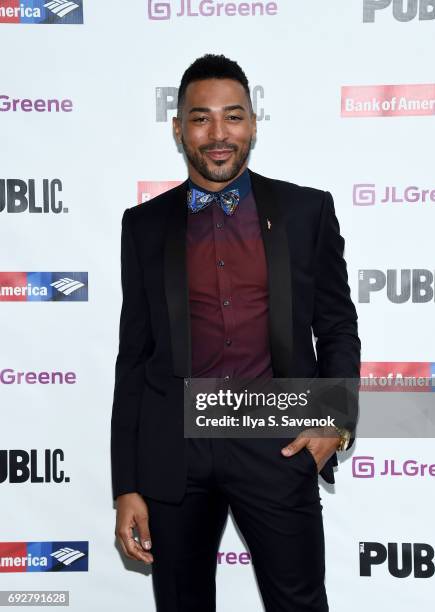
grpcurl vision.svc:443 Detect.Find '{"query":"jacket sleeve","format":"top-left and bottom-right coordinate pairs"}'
top-left (111, 208), bottom-right (154, 499)
top-left (312, 191), bottom-right (361, 445)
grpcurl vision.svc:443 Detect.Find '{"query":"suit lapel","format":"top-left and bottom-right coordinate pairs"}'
top-left (164, 171), bottom-right (294, 379)
top-left (164, 180), bottom-right (192, 378)
top-left (249, 170), bottom-right (294, 377)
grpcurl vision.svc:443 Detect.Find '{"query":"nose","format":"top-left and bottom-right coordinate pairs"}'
top-left (208, 117), bottom-right (228, 143)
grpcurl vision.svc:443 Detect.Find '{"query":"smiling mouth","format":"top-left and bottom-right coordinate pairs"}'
top-left (204, 149), bottom-right (234, 161)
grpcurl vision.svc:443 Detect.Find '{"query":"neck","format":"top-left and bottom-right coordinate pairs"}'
top-left (188, 164), bottom-right (247, 192)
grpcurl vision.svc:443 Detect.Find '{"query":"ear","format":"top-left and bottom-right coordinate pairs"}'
top-left (173, 116), bottom-right (182, 144)
top-left (251, 112), bottom-right (257, 140)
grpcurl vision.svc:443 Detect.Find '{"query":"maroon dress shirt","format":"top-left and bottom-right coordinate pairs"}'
top-left (186, 170), bottom-right (273, 380)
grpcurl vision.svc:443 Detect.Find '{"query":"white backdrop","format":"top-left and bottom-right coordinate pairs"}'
top-left (1, 0), bottom-right (434, 610)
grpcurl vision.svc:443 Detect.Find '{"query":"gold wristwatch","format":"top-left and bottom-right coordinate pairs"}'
top-left (333, 426), bottom-right (351, 452)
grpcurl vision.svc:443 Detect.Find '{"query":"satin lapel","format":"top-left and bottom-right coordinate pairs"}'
top-left (164, 181), bottom-right (192, 378)
top-left (249, 170), bottom-right (294, 377)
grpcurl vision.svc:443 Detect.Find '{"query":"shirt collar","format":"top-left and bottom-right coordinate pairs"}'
top-left (188, 167), bottom-right (251, 201)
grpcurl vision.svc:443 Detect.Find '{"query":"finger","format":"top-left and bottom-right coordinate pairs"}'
top-left (305, 445), bottom-right (320, 471)
top-left (126, 535), bottom-right (154, 564)
top-left (136, 515), bottom-right (152, 551)
top-left (130, 536), bottom-right (154, 563)
top-left (281, 434), bottom-right (308, 457)
top-left (117, 534), bottom-right (136, 561)
top-left (306, 436), bottom-right (341, 471)
top-left (117, 529), bottom-right (153, 563)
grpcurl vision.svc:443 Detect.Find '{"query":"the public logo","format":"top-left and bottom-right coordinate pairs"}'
top-left (341, 84), bottom-right (435, 118)
top-left (156, 85), bottom-right (269, 122)
top-left (147, 0), bottom-right (278, 20)
top-left (0, 179), bottom-right (68, 214)
top-left (0, 542), bottom-right (88, 572)
top-left (358, 269), bottom-right (434, 303)
top-left (0, 449), bottom-right (70, 484)
top-left (0, 1), bottom-right (84, 24)
top-left (359, 542), bottom-right (434, 578)
top-left (363, 0), bottom-right (435, 22)
top-left (0, 273), bottom-right (88, 301)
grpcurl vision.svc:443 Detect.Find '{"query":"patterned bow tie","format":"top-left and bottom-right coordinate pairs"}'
top-left (187, 188), bottom-right (240, 216)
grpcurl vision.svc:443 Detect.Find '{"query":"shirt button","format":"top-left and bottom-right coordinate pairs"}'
top-left (217, 260), bottom-right (225, 267)
top-left (223, 299), bottom-right (230, 307)
top-left (216, 222), bottom-right (223, 229)
top-left (224, 375), bottom-right (230, 381)
top-left (225, 338), bottom-right (232, 346)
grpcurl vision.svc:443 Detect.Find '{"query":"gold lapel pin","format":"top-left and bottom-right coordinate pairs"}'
top-left (267, 218), bottom-right (272, 230)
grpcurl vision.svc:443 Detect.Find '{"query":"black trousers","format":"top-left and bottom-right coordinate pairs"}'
top-left (145, 438), bottom-right (329, 612)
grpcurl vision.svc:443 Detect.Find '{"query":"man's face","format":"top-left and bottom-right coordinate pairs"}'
top-left (173, 78), bottom-right (257, 188)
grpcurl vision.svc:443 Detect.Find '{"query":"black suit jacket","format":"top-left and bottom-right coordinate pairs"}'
top-left (111, 169), bottom-right (361, 502)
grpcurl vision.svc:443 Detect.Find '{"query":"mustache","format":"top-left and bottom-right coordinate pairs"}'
top-left (200, 143), bottom-right (238, 152)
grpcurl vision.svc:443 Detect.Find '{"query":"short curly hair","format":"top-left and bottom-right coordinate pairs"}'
top-left (177, 54), bottom-right (252, 116)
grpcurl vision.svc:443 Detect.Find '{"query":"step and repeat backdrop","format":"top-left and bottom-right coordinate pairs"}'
top-left (1, 1), bottom-right (434, 610)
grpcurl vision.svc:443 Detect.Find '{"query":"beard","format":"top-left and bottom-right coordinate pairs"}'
top-left (181, 136), bottom-right (252, 184)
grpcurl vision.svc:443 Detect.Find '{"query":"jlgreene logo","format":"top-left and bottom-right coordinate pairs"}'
top-left (0, 272), bottom-right (88, 302)
top-left (0, 96), bottom-right (73, 113)
top-left (0, 1), bottom-right (84, 24)
top-left (0, 368), bottom-right (77, 385)
top-left (352, 456), bottom-right (435, 478)
top-left (353, 184), bottom-right (435, 206)
top-left (341, 84), bottom-right (435, 118)
top-left (0, 179), bottom-right (68, 214)
top-left (0, 542), bottom-right (88, 572)
top-left (147, 0), bottom-right (278, 20)
top-left (217, 550), bottom-right (251, 565)
top-left (363, 0), bottom-right (435, 22)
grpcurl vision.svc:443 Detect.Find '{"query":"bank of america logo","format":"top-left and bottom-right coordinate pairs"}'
top-left (0, 272), bottom-right (88, 302)
top-left (44, 1), bottom-right (80, 18)
top-left (51, 277), bottom-right (85, 296)
top-left (0, 0), bottom-right (84, 24)
top-left (50, 547), bottom-right (85, 566)
top-left (0, 541), bottom-right (88, 572)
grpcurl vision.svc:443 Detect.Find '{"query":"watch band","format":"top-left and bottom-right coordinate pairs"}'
top-left (333, 426), bottom-right (351, 452)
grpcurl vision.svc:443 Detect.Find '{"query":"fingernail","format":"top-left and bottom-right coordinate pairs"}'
top-left (282, 448), bottom-right (292, 456)
top-left (143, 540), bottom-right (152, 550)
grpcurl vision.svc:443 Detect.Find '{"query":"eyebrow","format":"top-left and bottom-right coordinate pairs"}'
top-left (188, 104), bottom-right (246, 114)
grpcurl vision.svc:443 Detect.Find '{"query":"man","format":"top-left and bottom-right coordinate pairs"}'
top-left (111, 54), bottom-right (360, 611)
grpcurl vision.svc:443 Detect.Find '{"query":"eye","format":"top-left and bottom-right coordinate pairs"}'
top-left (192, 116), bottom-right (208, 123)
top-left (227, 115), bottom-right (243, 121)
